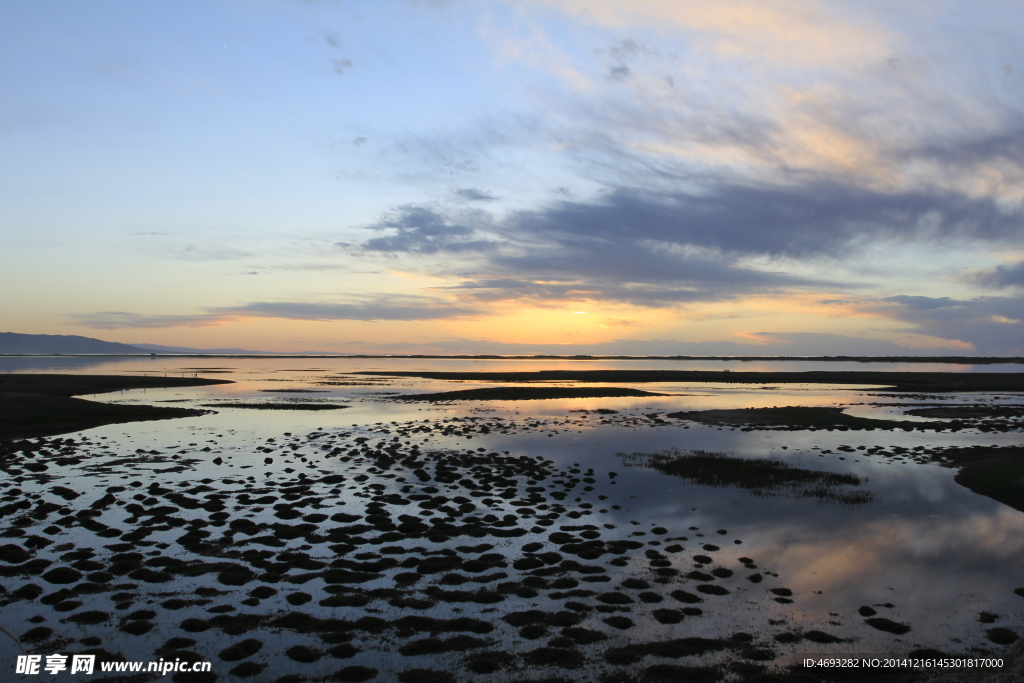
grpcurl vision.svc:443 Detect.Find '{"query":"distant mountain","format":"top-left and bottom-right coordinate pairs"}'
top-left (132, 343), bottom-right (278, 354)
top-left (0, 332), bottom-right (148, 355)
top-left (0, 333), bottom-right (286, 355)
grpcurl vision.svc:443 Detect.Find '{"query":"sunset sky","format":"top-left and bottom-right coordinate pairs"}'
top-left (3, 0), bottom-right (1023, 355)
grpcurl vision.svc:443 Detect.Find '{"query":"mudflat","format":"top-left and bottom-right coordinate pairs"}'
top-left (0, 373), bottom-right (233, 438)
top-left (1, 361), bottom-right (1021, 681)
top-left (0, 373), bottom-right (234, 397)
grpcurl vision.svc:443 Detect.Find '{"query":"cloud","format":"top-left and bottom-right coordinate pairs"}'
top-left (881, 295), bottom-right (960, 311)
top-left (606, 65), bottom-right (630, 82)
top-left (445, 279), bottom-right (807, 308)
top-left (454, 188), bottom-right (498, 202)
top-left (332, 58), bottom-right (353, 75)
top-left (603, 37), bottom-right (651, 60)
top-left (359, 204), bottom-right (496, 254)
top-left (599, 38), bottom-right (656, 83)
top-left (440, 278), bottom-right (741, 306)
top-left (68, 312), bottom-right (226, 330)
top-left (320, 29), bottom-right (342, 49)
top-left (273, 262), bottom-right (360, 272)
top-left (970, 260), bottom-right (1024, 289)
top-left (326, 331), bottom-right (965, 357)
top-left (347, 104), bottom-right (1024, 326)
top-left (349, 8), bottom-right (1024, 352)
top-left (352, 186), bottom-right (857, 309)
top-left (490, 232), bottom-right (831, 286)
top-left (537, 0), bottom-right (893, 70)
top-left (145, 244), bottom-right (252, 262)
top-left (71, 298), bottom-right (483, 329)
top-left (507, 182), bottom-right (1024, 260)
top-left (218, 300), bottom-right (481, 321)
top-left (870, 295), bottom-right (1024, 355)
top-left (468, 1), bottom-right (1024, 207)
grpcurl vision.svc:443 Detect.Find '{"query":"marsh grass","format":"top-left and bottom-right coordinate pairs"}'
top-left (619, 449), bottom-right (874, 505)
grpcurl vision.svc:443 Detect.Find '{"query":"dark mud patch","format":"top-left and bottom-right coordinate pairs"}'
top-left (665, 406), bottom-right (950, 431)
top-left (865, 617), bottom-right (911, 635)
top-left (331, 665), bottom-right (378, 682)
top-left (986, 627), bottom-right (1019, 645)
top-left (199, 402), bottom-right (348, 411)
top-left (0, 373), bottom-right (231, 438)
top-left (954, 454), bottom-right (1024, 513)
top-left (620, 449), bottom-right (873, 504)
top-left (923, 446), bottom-right (1024, 513)
top-left (0, 394), bottom-right (213, 439)
top-left (465, 650), bottom-right (516, 674)
top-left (258, 389), bottom-right (329, 393)
top-left (219, 638), bottom-right (263, 661)
top-left (20, 626), bottom-right (54, 643)
top-left (395, 387), bottom-right (668, 402)
top-left (285, 644), bottom-right (323, 662)
top-left (0, 373), bottom-right (233, 396)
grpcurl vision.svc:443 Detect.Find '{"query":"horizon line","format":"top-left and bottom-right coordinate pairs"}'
top-left (1, 353), bottom-right (1023, 364)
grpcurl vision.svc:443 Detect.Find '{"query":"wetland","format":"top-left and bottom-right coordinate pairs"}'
top-left (1, 356), bottom-right (1023, 682)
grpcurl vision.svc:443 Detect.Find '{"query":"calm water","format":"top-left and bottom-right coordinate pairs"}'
top-left (2, 356), bottom-right (1022, 680)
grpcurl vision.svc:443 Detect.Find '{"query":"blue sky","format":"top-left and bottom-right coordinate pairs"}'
top-left (2, 0), bottom-right (1023, 354)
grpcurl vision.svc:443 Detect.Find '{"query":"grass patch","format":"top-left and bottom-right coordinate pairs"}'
top-left (619, 449), bottom-right (874, 505)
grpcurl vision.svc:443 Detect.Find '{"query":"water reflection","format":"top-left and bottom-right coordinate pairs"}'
top-left (0, 355), bottom-right (148, 373)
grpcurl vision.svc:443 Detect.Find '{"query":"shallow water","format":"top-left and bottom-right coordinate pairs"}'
top-left (1, 357), bottom-right (1022, 681)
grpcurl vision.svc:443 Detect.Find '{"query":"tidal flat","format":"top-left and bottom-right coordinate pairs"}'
top-left (1, 356), bottom-right (1023, 682)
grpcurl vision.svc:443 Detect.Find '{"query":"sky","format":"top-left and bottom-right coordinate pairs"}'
top-left (2, 0), bottom-right (1024, 355)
